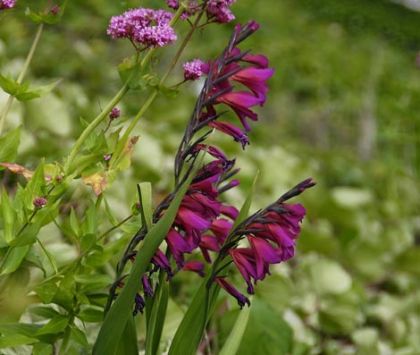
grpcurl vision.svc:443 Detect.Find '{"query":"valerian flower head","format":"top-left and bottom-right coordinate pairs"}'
top-left (166, 0), bottom-right (200, 20)
top-left (0, 0), bottom-right (16, 10)
top-left (107, 8), bottom-right (177, 48)
top-left (50, 4), bottom-right (60, 15)
top-left (207, 0), bottom-right (237, 23)
top-left (183, 59), bottom-right (209, 81)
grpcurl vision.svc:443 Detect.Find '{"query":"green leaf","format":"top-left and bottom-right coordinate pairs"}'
top-left (0, 126), bottom-right (21, 163)
top-left (236, 300), bottom-right (292, 355)
top-left (118, 55), bottom-right (145, 90)
top-left (1, 188), bottom-right (15, 244)
top-left (23, 161), bottom-right (45, 210)
top-left (231, 170), bottom-right (259, 230)
top-left (138, 182), bottom-right (153, 231)
top-left (36, 316), bottom-right (69, 336)
top-left (0, 334), bottom-right (39, 348)
top-left (69, 325), bottom-right (89, 348)
top-left (77, 306), bottom-right (104, 323)
top-left (35, 279), bottom-right (58, 303)
top-left (219, 298), bottom-right (252, 355)
top-left (145, 276), bottom-right (169, 355)
top-left (32, 343), bottom-right (53, 355)
top-left (80, 233), bottom-right (96, 252)
top-left (25, 6), bottom-right (66, 25)
top-left (0, 246), bottom-right (30, 275)
top-left (168, 279), bottom-right (218, 355)
top-left (117, 316), bottom-right (138, 355)
top-left (9, 222), bottom-right (41, 247)
top-left (93, 156), bottom-right (203, 355)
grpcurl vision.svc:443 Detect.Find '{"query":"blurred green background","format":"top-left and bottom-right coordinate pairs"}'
top-left (1, 0), bottom-right (420, 354)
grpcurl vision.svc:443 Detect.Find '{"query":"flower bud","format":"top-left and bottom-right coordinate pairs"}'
top-left (33, 196), bottom-right (48, 209)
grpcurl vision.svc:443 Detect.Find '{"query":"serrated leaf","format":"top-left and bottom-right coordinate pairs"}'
top-left (93, 155), bottom-right (204, 355)
top-left (0, 126), bottom-right (21, 163)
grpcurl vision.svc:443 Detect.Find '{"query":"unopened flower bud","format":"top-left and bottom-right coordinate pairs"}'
top-left (50, 4), bottom-right (60, 15)
top-left (33, 196), bottom-right (48, 209)
top-left (109, 107), bottom-right (121, 120)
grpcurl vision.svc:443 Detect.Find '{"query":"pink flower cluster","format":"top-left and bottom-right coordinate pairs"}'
top-left (107, 8), bottom-right (177, 48)
top-left (207, 0), bottom-right (236, 23)
top-left (166, 0), bottom-right (236, 23)
top-left (183, 59), bottom-right (209, 81)
top-left (0, 0), bottom-right (16, 10)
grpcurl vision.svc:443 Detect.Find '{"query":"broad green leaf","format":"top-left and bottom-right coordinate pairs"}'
top-left (138, 182), bottom-right (153, 230)
top-left (14, 80), bottom-right (61, 102)
top-left (0, 323), bottom-right (40, 337)
top-left (219, 297), bottom-right (252, 355)
top-left (35, 279), bottom-right (58, 303)
top-left (23, 161), bottom-right (45, 210)
top-left (145, 275), bottom-right (169, 355)
top-left (69, 325), bottom-right (89, 348)
top-left (1, 188), bottom-right (15, 244)
top-left (0, 126), bottom-right (21, 163)
top-left (0, 334), bottom-right (39, 348)
top-left (9, 222), bottom-right (41, 247)
top-left (0, 246), bottom-right (30, 275)
top-left (32, 343), bottom-right (53, 355)
top-left (93, 156), bottom-right (203, 355)
top-left (77, 306), bottom-right (103, 323)
top-left (36, 316), bottom-right (69, 336)
top-left (0, 74), bottom-right (18, 95)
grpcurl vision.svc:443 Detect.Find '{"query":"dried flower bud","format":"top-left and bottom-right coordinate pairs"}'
top-left (33, 196), bottom-right (48, 209)
top-left (109, 107), bottom-right (121, 120)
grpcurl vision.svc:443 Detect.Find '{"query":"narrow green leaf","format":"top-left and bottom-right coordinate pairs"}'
top-left (0, 126), bottom-right (21, 163)
top-left (219, 298), bottom-right (252, 355)
top-left (138, 182), bottom-right (153, 230)
top-left (69, 208), bottom-right (80, 238)
top-left (168, 280), bottom-right (218, 355)
top-left (1, 189), bottom-right (15, 244)
top-left (231, 170), bottom-right (259, 230)
top-left (117, 316), bottom-right (138, 355)
top-left (145, 276), bottom-right (169, 355)
top-left (0, 246), bottom-right (30, 275)
top-left (93, 156), bottom-right (203, 355)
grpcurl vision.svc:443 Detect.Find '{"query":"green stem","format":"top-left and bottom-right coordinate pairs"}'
top-left (0, 24), bottom-right (44, 134)
top-left (63, 82), bottom-right (130, 173)
top-left (36, 237), bottom-right (58, 274)
top-left (98, 214), bottom-right (134, 241)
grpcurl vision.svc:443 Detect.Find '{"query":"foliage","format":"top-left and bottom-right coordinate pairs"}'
top-left (0, 0), bottom-right (419, 354)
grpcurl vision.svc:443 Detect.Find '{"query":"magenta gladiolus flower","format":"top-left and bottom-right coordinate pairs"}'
top-left (214, 178), bottom-right (315, 303)
top-left (107, 8), bottom-right (177, 48)
top-left (215, 277), bottom-right (250, 308)
top-left (0, 0), bottom-right (15, 10)
top-left (183, 260), bottom-right (205, 276)
top-left (209, 121), bottom-right (249, 148)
